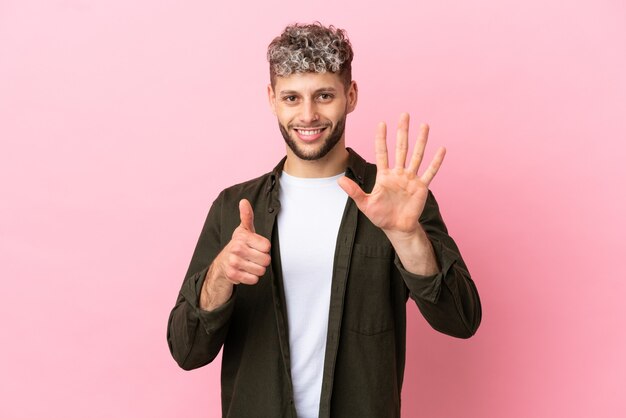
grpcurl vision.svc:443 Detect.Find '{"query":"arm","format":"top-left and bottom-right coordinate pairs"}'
top-left (167, 197), bottom-right (271, 370)
top-left (167, 193), bottom-right (229, 370)
top-left (396, 190), bottom-right (481, 338)
top-left (339, 113), bottom-right (481, 338)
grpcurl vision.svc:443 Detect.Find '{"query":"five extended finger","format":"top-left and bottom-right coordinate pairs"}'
top-left (408, 123), bottom-right (429, 174)
top-left (337, 176), bottom-right (368, 209)
top-left (374, 122), bottom-right (389, 171)
top-left (395, 113), bottom-right (410, 170)
top-left (420, 146), bottom-right (446, 186)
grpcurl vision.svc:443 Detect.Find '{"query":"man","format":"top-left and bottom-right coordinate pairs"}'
top-left (167, 22), bottom-right (481, 418)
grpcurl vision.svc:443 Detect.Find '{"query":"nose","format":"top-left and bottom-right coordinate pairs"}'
top-left (299, 99), bottom-right (319, 125)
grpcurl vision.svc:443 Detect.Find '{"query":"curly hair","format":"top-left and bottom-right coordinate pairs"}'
top-left (267, 22), bottom-right (354, 89)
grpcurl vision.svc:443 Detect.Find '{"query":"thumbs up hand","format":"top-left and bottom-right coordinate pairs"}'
top-left (238, 199), bottom-right (257, 233)
top-left (200, 199), bottom-right (272, 311)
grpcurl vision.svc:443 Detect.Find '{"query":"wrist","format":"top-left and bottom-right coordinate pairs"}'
top-left (200, 264), bottom-right (234, 311)
top-left (385, 226), bottom-right (439, 276)
top-left (383, 225), bottom-right (428, 247)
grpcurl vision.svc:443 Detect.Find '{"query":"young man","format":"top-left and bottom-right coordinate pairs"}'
top-left (167, 23), bottom-right (481, 418)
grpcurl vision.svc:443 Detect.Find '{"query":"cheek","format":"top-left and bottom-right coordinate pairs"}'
top-left (276, 112), bottom-right (296, 129)
top-left (278, 112), bottom-right (292, 124)
top-left (276, 106), bottom-right (295, 119)
top-left (330, 104), bottom-right (348, 121)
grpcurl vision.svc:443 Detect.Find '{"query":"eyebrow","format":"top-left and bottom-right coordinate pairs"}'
top-left (279, 87), bottom-right (338, 95)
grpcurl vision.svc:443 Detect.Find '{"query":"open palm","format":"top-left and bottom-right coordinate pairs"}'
top-left (338, 113), bottom-right (446, 238)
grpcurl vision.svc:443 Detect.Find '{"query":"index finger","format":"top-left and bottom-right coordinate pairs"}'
top-left (243, 231), bottom-right (271, 254)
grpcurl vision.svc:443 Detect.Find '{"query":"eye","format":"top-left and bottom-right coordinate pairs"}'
top-left (318, 93), bottom-right (334, 101)
top-left (282, 95), bottom-right (298, 103)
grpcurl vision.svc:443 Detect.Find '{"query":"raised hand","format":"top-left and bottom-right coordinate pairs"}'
top-left (200, 199), bottom-right (271, 311)
top-left (337, 113), bottom-right (444, 275)
top-left (339, 113), bottom-right (445, 237)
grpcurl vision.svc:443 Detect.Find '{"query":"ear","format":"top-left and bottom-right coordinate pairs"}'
top-left (267, 84), bottom-right (277, 116)
top-left (346, 80), bottom-right (358, 114)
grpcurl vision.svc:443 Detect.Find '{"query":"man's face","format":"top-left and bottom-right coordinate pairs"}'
top-left (268, 72), bottom-right (358, 161)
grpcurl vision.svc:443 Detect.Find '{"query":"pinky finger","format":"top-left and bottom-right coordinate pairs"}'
top-left (226, 265), bottom-right (261, 285)
top-left (237, 271), bottom-right (261, 285)
top-left (420, 147), bottom-right (446, 186)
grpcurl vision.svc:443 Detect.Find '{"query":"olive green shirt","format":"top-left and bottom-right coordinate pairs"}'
top-left (167, 148), bottom-right (481, 418)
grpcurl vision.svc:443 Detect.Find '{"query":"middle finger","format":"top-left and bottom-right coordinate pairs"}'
top-left (394, 113), bottom-right (410, 171)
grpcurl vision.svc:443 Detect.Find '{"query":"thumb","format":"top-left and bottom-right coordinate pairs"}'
top-left (337, 176), bottom-right (367, 208)
top-left (239, 199), bottom-right (255, 233)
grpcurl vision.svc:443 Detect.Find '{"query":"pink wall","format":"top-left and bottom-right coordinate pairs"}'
top-left (1, 0), bottom-right (624, 417)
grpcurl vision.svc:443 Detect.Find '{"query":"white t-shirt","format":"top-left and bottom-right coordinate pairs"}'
top-left (277, 171), bottom-right (347, 418)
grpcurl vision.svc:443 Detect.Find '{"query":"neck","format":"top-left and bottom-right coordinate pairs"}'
top-left (283, 145), bottom-right (349, 178)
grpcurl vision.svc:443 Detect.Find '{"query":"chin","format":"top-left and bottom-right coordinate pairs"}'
top-left (290, 141), bottom-right (340, 161)
top-left (280, 118), bottom-right (346, 162)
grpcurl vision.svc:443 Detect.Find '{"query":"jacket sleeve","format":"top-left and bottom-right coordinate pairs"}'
top-left (167, 191), bottom-right (235, 370)
top-left (396, 190), bottom-right (482, 338)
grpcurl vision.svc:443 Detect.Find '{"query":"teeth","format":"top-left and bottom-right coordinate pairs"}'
top-left (298, 129), bottom-right (322, 135)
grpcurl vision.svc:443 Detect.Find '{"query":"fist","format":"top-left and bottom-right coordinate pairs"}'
top-left (215, 199), bottom-right (272, 285)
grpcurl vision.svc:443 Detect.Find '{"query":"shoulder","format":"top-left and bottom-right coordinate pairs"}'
top-left (222, 171), bottom-right (273, 194)
top-left (214, 170), bottom-right (276, 206)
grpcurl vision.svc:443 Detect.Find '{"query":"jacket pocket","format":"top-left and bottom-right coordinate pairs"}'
top-left (342, 243), bottom-right (395, 335)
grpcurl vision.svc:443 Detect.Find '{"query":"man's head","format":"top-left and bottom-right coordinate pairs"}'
top-left (267, 23), bottom-right (358, 165)
top-left (267, 22), bottom-right (354, 91)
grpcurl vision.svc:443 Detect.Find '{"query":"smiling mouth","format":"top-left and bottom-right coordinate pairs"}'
top-left (293, 126), bottom-right (328, 142)
top-left (291, 127), bottom-right (326, 143)
top-left (294, 127), bottom-right (326, 135)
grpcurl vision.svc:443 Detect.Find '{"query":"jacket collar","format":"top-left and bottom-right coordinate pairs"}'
top-left (266, 148), bottom-right (367, 195)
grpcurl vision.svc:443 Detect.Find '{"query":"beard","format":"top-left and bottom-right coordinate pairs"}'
top-left (279, 115), bottom-right (347, 161)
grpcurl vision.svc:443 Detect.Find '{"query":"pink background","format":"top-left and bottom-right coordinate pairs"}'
top-left (1, 0), bottom-right (625, 417)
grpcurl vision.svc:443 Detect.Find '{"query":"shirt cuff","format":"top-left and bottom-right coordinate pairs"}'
top-left (197, 294), bottom-right (236, 335)
top-left (394, 238), bottom-right (457, 304)
top-left (180, 267), bottom-right (236, 335)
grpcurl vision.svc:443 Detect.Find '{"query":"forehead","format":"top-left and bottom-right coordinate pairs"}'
top-left (274, 72), bottom-right (345, 94)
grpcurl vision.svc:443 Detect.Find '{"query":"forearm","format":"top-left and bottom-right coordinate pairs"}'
top-left (397, 190), bottom-right (481, 337)
top-left (397, 251), bottom-right (481, 338)
top-left (385, 226), bottom-right (439, 276)
top-left (167, 267), bottom-right (234, 370)
top-left (200, 262), bottom-right (235, 311)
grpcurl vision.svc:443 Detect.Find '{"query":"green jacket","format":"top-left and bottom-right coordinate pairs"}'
top-left (167, 148), bottom-right (481, 418)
